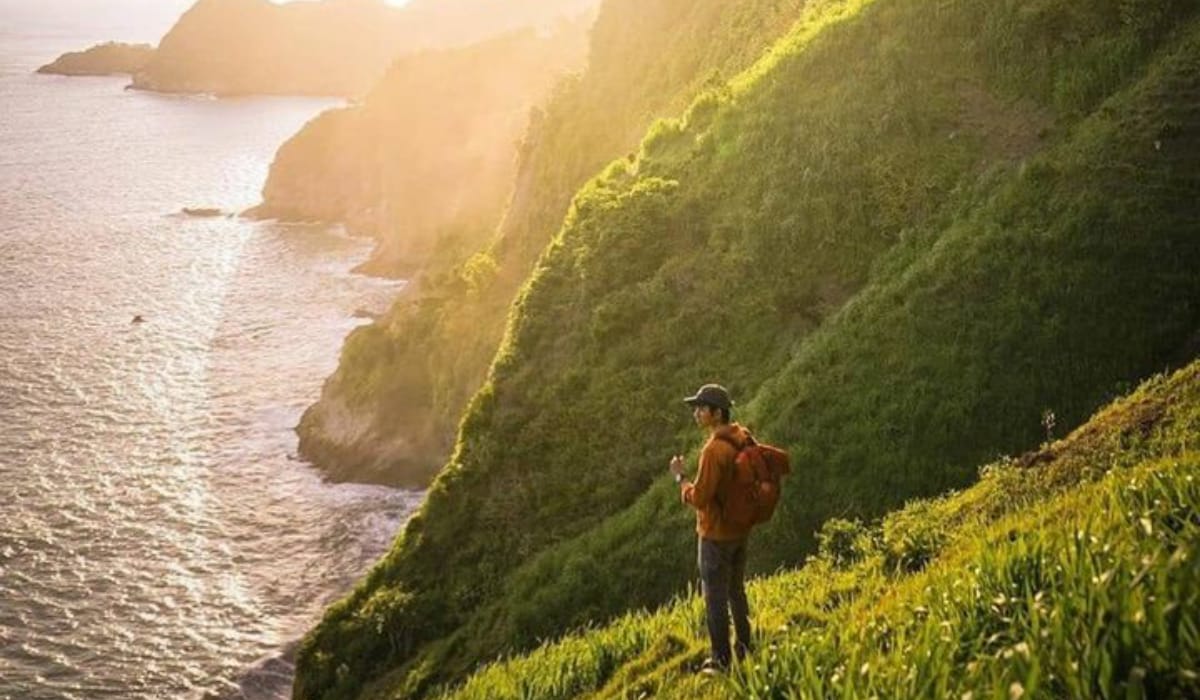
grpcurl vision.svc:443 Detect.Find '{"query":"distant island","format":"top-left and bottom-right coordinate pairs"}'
top-left (41, 0), bottom-right (597, 98)
top-left (37, 42), bottom-right (155, 76)
top-left (126, 0), bottom-right (410, 97)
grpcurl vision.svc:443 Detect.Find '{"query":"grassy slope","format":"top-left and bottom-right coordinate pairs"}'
top-left (298, 0), bottom-right (811, 487)
top-left (439, 360), bottom-right (1200, 699)
top-left (294, 0), bottom-right (1200, 698)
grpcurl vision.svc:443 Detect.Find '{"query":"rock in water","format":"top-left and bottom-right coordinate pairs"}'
top-left (182, 207), bottom-right (224, 218)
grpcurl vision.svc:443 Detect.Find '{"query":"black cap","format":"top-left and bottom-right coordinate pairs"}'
top-left (683, 384), bottom-right (733, 411)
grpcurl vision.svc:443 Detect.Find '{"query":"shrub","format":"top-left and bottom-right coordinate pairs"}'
top-left (815, 518), bottom-right (877, 569)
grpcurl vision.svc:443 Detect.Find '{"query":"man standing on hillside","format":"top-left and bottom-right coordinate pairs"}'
top-left (669, 383), bottom-right (754, 672)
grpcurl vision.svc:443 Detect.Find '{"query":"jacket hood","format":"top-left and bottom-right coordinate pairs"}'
top-left (711, 422), bottom-right (751, 448)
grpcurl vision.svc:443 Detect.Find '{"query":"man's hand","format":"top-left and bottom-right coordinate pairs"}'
top-left (669, 455), bottom-right (686, 479)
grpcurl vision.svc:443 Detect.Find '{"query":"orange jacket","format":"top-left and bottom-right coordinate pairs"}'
top-left (681, 422), bottom-right (751, 541)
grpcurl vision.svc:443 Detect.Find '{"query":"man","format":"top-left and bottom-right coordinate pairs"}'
top-left (669, 383), bottom-right (753, 672)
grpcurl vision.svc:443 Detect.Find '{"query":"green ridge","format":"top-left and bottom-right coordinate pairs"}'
top-left (294, 0), bottom-right (1200, 697)
top-left (303, 0), bottom-right (810, 487)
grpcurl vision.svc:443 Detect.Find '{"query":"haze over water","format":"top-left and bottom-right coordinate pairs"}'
top-left (0, 4), bottom-right (419, 698)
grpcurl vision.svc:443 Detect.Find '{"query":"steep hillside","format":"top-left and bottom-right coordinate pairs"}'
top-left (439, 360), bottom-right (1200, 699)
top-left (296, 0), bottom-right (810, 486)
top-left (295, 0), bottom-right (1200, 698)
top-left (248, 21), bottom-right (591, 276)
top-left (129, 0), bottom-right (595, 97)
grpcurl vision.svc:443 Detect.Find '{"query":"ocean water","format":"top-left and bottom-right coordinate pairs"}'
top-left (0, 6), bottom-right (418, 699)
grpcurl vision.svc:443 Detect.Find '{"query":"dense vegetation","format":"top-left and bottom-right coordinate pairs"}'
top-left (438, 360), bottom-right (1200, 699)
top-left (299, 0), bottom-right (811, 486)
top-left (294, 0), bottom-right (1200, 697)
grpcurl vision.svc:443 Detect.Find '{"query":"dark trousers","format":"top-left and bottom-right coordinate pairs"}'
top-left (698, 537), bottom-right (752, 665)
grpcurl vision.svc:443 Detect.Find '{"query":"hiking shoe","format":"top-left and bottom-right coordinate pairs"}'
top-left (699, 657), bottom-right (728, 676)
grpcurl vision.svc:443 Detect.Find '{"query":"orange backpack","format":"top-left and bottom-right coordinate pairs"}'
top-left (717, 433), bottom-right (791, 529)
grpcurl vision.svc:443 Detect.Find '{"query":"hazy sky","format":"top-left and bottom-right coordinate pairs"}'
top-left (0, 0), bottom-right (195, 43)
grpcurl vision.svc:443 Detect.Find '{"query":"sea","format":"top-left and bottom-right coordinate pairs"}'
top-left (0, 3), bottom-right (421, 698)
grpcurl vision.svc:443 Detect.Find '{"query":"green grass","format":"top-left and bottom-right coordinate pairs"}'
top-left (293, 0), bottom-right (1200, 697)
top-left (435, 360), bottom-right (1200, 699)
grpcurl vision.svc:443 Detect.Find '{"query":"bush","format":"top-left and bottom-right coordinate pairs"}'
top-left (815, 518), bottom-right (877, 569)
top-left (881, 501), bottom-right (950, 574)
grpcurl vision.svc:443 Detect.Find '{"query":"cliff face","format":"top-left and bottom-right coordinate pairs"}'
top-left (249, 21), bottom-right (591, 488)
top-left (294, 0), bottom-right (809, 488)
top-left (37, 42), bottom-right (155, 76)
top-left (129, 0), bottom-right (597, 97)
top-left (293, 0), bottom-right (1200, 697)
top-left (248, 108), bottom-right (375, 229)
top-left (250, 21), bottom-right (592, 272)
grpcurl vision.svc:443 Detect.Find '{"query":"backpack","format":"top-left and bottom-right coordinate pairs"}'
top-left (716, 432), bottom-right (791, 529)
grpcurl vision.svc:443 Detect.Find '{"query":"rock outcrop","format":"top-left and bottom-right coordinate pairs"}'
top-left (181, 207), bottom-right (224, 217)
